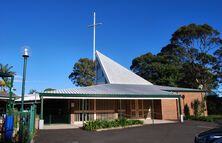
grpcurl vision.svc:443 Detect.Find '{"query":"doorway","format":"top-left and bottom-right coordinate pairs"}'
top-left (44, 99), bottom-right (70, 124)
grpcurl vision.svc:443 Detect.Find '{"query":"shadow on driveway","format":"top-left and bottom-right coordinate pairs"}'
top-left (35, 121), bottom-right (219, 143)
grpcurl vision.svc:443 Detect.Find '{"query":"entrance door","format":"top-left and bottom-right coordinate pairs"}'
top-left (130, 100), bottom-right (139, 118)
top-left (130, 100), bottom-right (148, 119)
top-left (44, 100), bottom-right (70, 124)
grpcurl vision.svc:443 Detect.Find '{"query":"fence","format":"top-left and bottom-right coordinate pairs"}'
top-left (0, 104), bottom-right (36, 143)
top-left (19, 104), bottom-right (36, 143)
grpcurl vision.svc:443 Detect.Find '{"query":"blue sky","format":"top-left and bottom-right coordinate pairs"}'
top-left (0, 0), bottom-right (221, 95)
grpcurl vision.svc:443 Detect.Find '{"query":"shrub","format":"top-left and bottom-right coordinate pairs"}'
top-left (191, 99), bottom-right (201, 117)
top-left (119, 118), bottom-right (127, 127)
top-left (184, 104), bottom-right (190, 117)
top-left (187, 115), bottom-right (222, 122)
top-left (83, 119), bottom-right (144, 131)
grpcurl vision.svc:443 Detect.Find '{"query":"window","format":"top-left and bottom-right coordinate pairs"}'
top-left (96, 100), bottom-right (115, 110)
top-left (96, 113), bottom-right (114, 120)
top-left (79, 99), bottom-right (93, 110)
top-left (74, 113), bottom-right (94, 121)
top-left (117, 100), bottom-right (126, 109)
top-left (96, 60), bottom-right (108, 84)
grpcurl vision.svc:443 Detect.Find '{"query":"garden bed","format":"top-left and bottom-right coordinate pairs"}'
top-left (83, 118), bottom-right (144, 131)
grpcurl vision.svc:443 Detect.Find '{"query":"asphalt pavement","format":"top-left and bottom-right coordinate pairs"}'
top-left (35, 120), bottom-right (220, 143)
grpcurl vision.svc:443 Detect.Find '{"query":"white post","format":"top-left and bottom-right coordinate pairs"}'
top-left (39, 120), bottom-right (44, 129)
top-left (94, 99), bottom-right (96, 120)
top-left (93, 12), bottom-right (96, 61)
top-left (180, 114), bottom-right (184, 123)
top-left (88, 12), bottom-right (102, 61)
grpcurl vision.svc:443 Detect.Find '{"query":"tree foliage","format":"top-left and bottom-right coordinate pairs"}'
top-left (171, 24), bottom-right (222, 54)
top-left (130, 51), bottom-right (182, 86)
top-left (69, 58), bottom-right (95, 87)
top-left (214, 47), bottom-right (222, 84)
top-left (44, 88), bottom-right (56, 92)
top-left (29, 89), bottom-right (38, 94)
top-left (0, 63), bottom-right (16, 91)
top-left (131, 24), bottom-right (222, 90)
top-left (206, 94), bottom-right (222, 115)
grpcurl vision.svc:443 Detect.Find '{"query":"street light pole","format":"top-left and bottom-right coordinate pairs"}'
top-left (21, 48), bottom-right (29, 112)
top-left (19, 48), bottom-right (29, 142)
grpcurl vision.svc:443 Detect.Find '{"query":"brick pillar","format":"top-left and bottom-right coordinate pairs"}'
top-left (161, 99), bottom-right (178, 120)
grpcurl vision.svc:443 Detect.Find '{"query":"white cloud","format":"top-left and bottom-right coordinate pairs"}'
top-left (14, 75), bottom-right (46, 83)
top-left (15, 75), bottom-right (22, 78)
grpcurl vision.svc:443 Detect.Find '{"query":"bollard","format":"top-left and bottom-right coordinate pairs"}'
top-left (39, 120), bottom-right (44, 129)
top-left (180, 115), bottom-right (184, 123)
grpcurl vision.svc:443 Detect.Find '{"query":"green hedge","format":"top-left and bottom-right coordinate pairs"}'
top-left (83, 118), bottom-right (144, 131)
top-left (186, 115), bottom-right (222, 122)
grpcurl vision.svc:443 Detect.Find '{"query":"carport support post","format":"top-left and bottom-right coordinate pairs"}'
top-left (93, 99), bottom-right (96, 120)
top-left (151, 99), bottom-right (154, 125)
top-left (82, 99), bottom-right (85, 126)
top-left (119, 99), bottom-right (122, 119)
top-left (178, 97), bottom-right (183, 123)
top-left (39, 95), bottom-right (44, 129)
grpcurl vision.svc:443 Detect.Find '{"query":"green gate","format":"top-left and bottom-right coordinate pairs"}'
top-left (19, 104), bottom-right (36, 143)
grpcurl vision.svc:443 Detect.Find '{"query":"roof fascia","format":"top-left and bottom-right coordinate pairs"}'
top-left (39, 93), bottom-right (180, 98)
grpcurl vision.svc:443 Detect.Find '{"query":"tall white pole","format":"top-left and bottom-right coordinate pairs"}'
top-left (88, 12), bottom-right (102, 61)
top-left (93, 12), bottom-right (96, 61)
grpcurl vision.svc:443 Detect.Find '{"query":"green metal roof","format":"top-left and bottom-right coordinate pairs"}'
top-left (40, 84), bottom-right (181, 98)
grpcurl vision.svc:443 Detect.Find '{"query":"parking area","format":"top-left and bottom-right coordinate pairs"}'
top-left (35, 121), bottom-right (220, 143)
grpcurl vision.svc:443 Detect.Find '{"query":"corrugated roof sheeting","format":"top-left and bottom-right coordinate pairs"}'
top-left (154, 85), bottom-right (202, 92)
top-left (44, 84), bottom-right (176, 96)
top-left (15, 93), bottom-right (40, 102)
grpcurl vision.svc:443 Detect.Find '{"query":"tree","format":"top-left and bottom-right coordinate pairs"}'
top-left (44, 88), bottom-right (56, 92)
top-left (191, 98), bottom-right (206, 117)
top-left (158, 44), bottom-right (186, 64)
top-left (170, 24), bottom-right (222, 89)
top-left (29, 89), bottom-right (38, 94)
top-left (130, 52), bottom-right (182, 86)
top-left (171, 24), bottom-right (222, 55)
top-left (69, 58), bottom-right (95, 87)
top-left (191, 99), bottom-right (201, 117)
top-left (131, 23), bottom-right (222, 90)
top-left (0, 64), bottom-right (16, 91)
top-left (179, 63), bottom-right (217, 89)
top-left (206, 94), bottom-right (222, 115)
top-left (184, 104), bottom-right (190, 117)
top-left (214, 47), bottom-right (222, 84)
top-left (0, 80), bottom-right (6, 91)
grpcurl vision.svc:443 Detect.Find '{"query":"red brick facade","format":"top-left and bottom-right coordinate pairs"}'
top-left (160, 92), bottom-right (207, 120)
top-left (161, 99), bottom-right (178, 120)
top-left (178, 92), bottom-right (207, 116)
top-left (43, 91), bottom-right (208, 125)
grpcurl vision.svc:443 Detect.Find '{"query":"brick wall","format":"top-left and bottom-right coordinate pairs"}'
top-left (161, 99), bottom-right (178, 120)
top-left (178, 92), bottom-right (207, 116)
top-left (160, 92), bottom-right (207, 120)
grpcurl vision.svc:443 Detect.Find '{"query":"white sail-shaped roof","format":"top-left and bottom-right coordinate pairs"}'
top-left (96, 51), bottom-right (153, 85)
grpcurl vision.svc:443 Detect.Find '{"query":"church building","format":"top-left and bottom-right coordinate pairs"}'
top-left (39, 51), bottom-right (207, 126)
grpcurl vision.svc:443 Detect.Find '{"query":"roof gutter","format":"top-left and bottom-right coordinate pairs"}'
top-left (39, 93), bottom-right (181, 99)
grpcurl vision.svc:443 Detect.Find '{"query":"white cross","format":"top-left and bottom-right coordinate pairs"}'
top-left (88, 12), bottom-right (102, 61)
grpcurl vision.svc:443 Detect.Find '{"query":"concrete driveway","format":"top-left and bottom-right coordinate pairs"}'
top-left (35, 121), bottom-right (220, 143)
